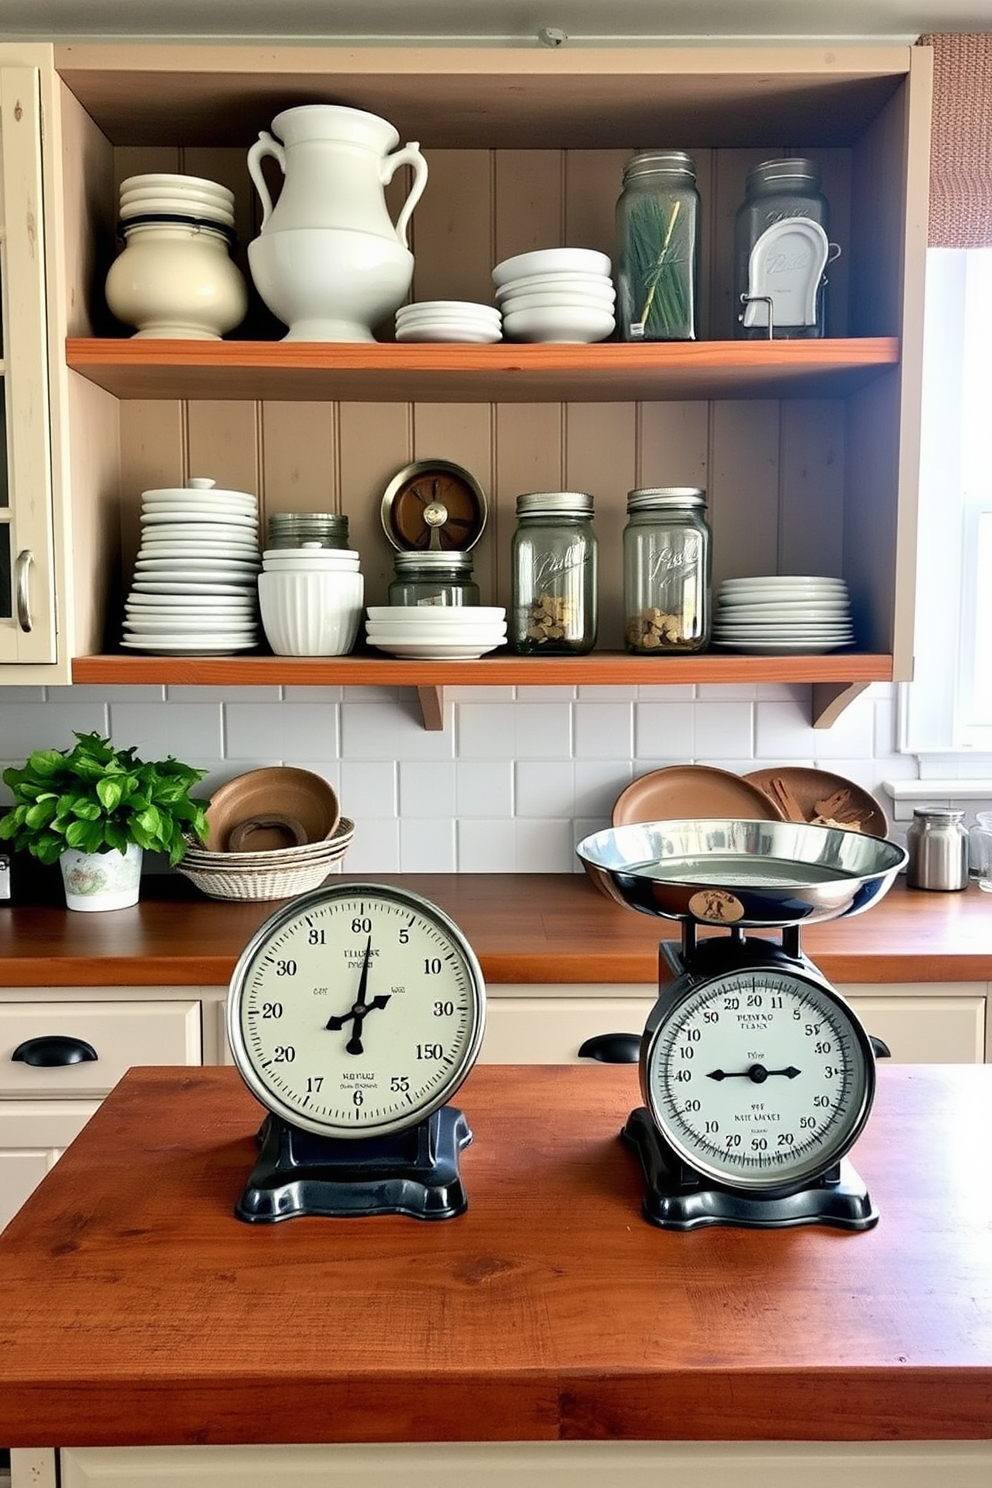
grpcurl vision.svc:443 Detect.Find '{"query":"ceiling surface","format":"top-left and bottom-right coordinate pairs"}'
top-left (0, 0), bottom-right (988, 45)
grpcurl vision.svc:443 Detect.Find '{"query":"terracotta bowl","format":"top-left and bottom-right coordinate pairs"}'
top-left (204, 766), bottom-right (340, 853)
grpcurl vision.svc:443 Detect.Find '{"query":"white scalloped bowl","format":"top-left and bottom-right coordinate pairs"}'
top-left (492, 247), bottom-right (612, 287)
top-left (258, 569), bottom-right (364, 655)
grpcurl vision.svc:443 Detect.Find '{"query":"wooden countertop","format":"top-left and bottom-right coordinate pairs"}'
top-left (1, 872), bottom-right (991, 987)
top-left (1, 1062), bottom-right (991, 1447)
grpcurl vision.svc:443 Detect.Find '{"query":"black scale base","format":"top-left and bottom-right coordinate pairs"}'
top-left (622, 1105), bottom-right (878, 1232)
top-left (235, 1106), bottom-right (472, 1223)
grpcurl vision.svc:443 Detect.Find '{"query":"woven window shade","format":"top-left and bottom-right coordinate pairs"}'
top-left (917, 33), bottom-right (992, 248)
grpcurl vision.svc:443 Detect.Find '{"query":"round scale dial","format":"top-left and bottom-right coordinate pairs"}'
top-left (641, 965), bottom-right (874, 1192)
top-left (227, 883), bottom-right (486, 1140)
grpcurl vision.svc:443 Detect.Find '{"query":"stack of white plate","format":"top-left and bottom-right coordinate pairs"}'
top-left (118, 172), bottom-right (236, 234)
top-left (122, 477), bottom-right (261, 654)
top-left (395, 300), bottom-right (502, 343)
top-left (365, 605), bottom-right (506, 659)
top-left (492, 248), bottom-right (615, 343)
top-left (712, 575), bottom-right (855, 653)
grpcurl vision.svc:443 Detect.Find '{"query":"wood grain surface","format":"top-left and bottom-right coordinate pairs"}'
top-left (1, 872), bottom-right (991, 988)
top-left (1, 1063), bottom-right (991, 1447)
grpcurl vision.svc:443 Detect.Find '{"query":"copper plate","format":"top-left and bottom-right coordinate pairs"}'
top-left (611, 765), bottom-right (787, 827)
top-left (744, 766), bottom-right (888, 837)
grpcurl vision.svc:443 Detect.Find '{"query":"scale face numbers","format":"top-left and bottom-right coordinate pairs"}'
top-left (227, 883), bottom-right (486, 1141)
top-left (642, 966), bottom-right (875, 1192)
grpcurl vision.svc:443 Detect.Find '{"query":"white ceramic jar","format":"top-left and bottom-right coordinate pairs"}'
top-left (105, 220), bottom-right (248, 339)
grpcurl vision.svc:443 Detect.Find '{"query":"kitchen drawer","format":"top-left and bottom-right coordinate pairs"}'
top-left (0, 1100), bottom-right (98, 1231)
top-left (482, 996), bottom-right (655, 1064)
top-left (844, 993), bottom-right (986, 1063)
top-left (0, 1002), bottom-right (201, 1098)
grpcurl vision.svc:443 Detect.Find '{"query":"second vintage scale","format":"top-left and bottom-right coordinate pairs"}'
top-left (225, 819), bottom-right (905, 1231)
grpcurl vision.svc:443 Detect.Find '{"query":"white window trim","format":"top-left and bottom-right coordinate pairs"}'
top-left (896, 248), bottom-right (992, 788)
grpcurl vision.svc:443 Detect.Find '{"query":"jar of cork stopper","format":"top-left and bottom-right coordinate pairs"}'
top-left (623, 486), bottom-right (711, 653)
top-left (509, 492), bottom-right (597, 655)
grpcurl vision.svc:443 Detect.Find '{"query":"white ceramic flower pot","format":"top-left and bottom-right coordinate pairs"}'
top-left (60, 843), bottom-right (143, 912)
top-left (105, 221), bottom-right (248, 339)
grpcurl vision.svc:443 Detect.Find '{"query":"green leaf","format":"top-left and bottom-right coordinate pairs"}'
top-left (65, 819), bottom-right (105, 852)
top-left (96, 776), bottom-right (125, 812)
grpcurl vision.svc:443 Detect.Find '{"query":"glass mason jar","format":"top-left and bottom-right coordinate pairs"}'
top-left (734, 157), bottom-right (830, 339)
top-left (969, 811), bottom-right (992, 892)
top-left (616, 150), bottom-right (700, 342)
top-left (388, 551), bottom-right (479, 606)
top-left (510, 492), bottom-right (597, 654)
top-left (623, 487), bottom-right (711, 653)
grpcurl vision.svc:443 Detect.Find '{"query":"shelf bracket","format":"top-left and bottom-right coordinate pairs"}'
top-left (811, 681), bottom-right (870, 729)
top-left (417, 685), bottom-right (445, 731)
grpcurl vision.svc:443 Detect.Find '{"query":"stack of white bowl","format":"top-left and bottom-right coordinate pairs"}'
top-left (365, 605), bottom-right (506, 659)
top-left (395, 300), bottom-right (502, 343)
top-left (712, 575), bottom-right (855, 654)
top-left (118, 172), bottom-right (237, 233)
top-left (493, 248), bottom-right (615, 343)
top-left (258, 543), bottom-right (365, 655)
top-left (122, 477), bottom-right (261, 654)
top-left (107, 173), bottom-right (247, 340)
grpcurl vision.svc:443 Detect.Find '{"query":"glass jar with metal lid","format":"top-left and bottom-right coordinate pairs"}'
top-left (734, 158), bottom-right (830, 339)
top-left (905, 808), bottom-right (969, 892)
top-left (623, 487), bottom-right (711, 653)
top-left (267, 512), bottom-right (350, 549)
top-left (616, 150), bottom-right (700, 342)
top-left (510, 492), bottom-right (597, 654)
top-left (388, 550), bottom-right (480, 607)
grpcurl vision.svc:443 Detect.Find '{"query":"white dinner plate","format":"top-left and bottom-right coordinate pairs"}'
top-left (140, 509), bottom-right (258, 527)
top-left (130, 580), bottom-right (258, 595)
top-left (395, 324), bottom-right (503, 344)
top-left (121, 636), bottom-right (260, 653)
top-left (713, 638), bottom-right (855, 653)
top-left (137, 542), bottom-right (260, 558)
top-left (367, 640), bottom-right (503, 659)
top-left (134, 557), bottom-right (260, 571)
top-left (715, 598), bottom-right (850, 614)
top-left (125, 592), bottom-right (256, 606)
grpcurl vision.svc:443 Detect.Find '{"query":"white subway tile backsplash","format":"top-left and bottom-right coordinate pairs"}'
top-left (399, 762), bottom-right (457, 819)
top-left (633, 700), bottom-right (695, 759)
top-left (339, 761), bottom-right (398, 818)
top-left (455, 761), bottom-right (514, 818)
top-left (692, 702), bottom-right (754, 760)
top-left (4, 677), bottom-right (912, 873)
top-left (574, 699), bottom-right (633, 758)
top-left (399, 817), bottom-right (457, 872)
top-left (515, 760), bottom-right (577, 817)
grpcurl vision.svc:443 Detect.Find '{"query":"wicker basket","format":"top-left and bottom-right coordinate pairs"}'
top-left (177, 818), bottom-right (354, 901)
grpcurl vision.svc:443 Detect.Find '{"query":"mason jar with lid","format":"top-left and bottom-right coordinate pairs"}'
top-left (388, 550), bottom-right (479, 606)
top-left (905, 808), bottom-right (969, 891)
top-left (616, 150), bottom-right (700, 341)
top-left (623, 487), bottom-right (711, 653)
top-left (734, 158), bottom-right (830, 339)
top-left (510, 492), bottom-right (597, 654)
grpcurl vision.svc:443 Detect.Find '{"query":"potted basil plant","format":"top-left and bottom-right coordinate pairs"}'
top-left (0, 731), bottom-right (209, 911)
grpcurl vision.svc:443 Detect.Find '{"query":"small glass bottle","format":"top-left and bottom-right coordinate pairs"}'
top-left (968, 811), bottom-right (992, 892)
top-left (510, 492), bottom-right (597, 654)
top-left (388, 551), bottom-right (479, 607)
top-left (616, 150), bottom-right (700, 342)
top-left (734, 158), bottom-right (830, 339)
top-left (623, 487), bottom-right (711, 654)
top-left (905, 808), bottom-right (969, 891)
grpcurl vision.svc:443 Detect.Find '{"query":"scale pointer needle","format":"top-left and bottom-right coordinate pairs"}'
top-left (707, 1064), bottom-right (801, 1083)
top-left (324, 935), bottom-right (391, 1055)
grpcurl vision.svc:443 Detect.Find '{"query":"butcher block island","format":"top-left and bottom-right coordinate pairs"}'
top-left (1, 1063), bottom-right (991, 1488)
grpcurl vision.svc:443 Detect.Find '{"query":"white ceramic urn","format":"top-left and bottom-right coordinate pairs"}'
top-left (246, 104), bottom-right (428, 341)
top-left (105, 220), bottom-right (248, 339)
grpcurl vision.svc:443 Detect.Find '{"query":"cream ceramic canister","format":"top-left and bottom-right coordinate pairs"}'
top-left (246, 104), bottom-right (428, 342)
top-left (105, 220), bottom-right (248, 339)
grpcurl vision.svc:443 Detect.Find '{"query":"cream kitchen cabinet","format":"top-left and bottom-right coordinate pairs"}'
top-left (0, 40), bottom-right (931, 727)
top-left (0, 985), bottom-right (220, 1231)
top-left (38, 1441), bottom-right (992, 1488)
top-left (0, 63), bottom-right (59, 665)
top-left (482, 982), bottom-right (989, 1065)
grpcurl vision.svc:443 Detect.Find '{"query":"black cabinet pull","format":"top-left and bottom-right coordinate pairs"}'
top-left (577, 1032), bottom-right (641, 1064)
top-left (12, 1034), bottom-right (99, 1067)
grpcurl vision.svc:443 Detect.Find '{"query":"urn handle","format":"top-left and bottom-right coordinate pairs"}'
top-left (247, 130), bottom-right (287, 231)
top-left (381, 141), bottom-right (429, 250)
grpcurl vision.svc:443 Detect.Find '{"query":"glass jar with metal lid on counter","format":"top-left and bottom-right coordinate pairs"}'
top-left (388, 551), bottom-right (480, 607)
top-left (510, 492), bottom-right (597, 654)
top-left (623, 487), bottom-right (711, 653)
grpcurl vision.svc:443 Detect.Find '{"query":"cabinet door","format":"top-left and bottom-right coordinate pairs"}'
top-left (844, 990), bottom-right (986, 1062)
top-left (0, 64), bottom-right (56, 663)
top-left (0, 1100), bottom-right (97, 1231)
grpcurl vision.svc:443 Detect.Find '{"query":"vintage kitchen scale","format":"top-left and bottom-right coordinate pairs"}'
top-left (226, 882), bottom-right (486, 1223)
top-left (577, 818), bottom-right (907, 1232)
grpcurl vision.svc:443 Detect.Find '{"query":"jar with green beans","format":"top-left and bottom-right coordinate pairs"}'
top-left (616, 151), bottom-right (700, 342)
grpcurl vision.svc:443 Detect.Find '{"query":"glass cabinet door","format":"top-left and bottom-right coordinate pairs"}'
top-left (0, 64), bottom-right (56, 664)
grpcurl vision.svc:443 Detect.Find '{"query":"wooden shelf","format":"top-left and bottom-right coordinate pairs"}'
top-left (65, 337), bottom-right (900, 403)
top-left (71, 651), bottom-right (893, 730)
